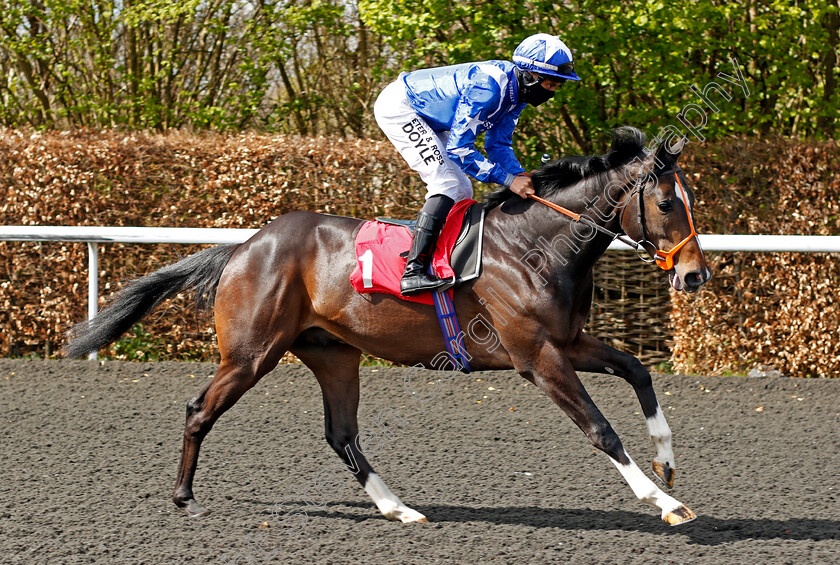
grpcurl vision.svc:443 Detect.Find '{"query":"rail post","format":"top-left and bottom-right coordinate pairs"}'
top-left (87, 242), bottom-right (98, 361)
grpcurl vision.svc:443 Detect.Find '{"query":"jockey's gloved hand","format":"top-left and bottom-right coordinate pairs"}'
top-left (510, 172), bottom-right (535, 198)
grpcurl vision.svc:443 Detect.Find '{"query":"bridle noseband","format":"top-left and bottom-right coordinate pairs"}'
top-left (528, 166), bottom-right (699, 272)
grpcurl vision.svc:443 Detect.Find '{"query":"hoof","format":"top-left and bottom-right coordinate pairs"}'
top-left (382, 505), bottom-right (429, 523)
top-left (652, 460), bottom-right (675, 488)
top-left (177, 498), bottom-right (210, 517)
top-left (395, 510), bottom-right (429, 523)
top-left (663, 504), bottom-right (696, 526)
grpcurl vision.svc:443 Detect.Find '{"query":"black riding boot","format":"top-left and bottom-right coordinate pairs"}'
top-left (400, 212), bottom-right (451, 296)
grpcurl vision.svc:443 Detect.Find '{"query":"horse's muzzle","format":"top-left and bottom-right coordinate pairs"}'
top-left (673, 267), bottom-right (712, 293)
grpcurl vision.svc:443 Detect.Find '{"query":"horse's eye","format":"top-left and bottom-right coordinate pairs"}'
top-left (658, 201), bottom-right (673, 213)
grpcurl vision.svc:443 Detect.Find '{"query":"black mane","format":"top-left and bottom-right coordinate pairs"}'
top-left (484, 126), bottom-right (647, 209)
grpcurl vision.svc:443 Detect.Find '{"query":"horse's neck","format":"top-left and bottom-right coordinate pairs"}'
top-left (508, 173), bottom-right (632, 280)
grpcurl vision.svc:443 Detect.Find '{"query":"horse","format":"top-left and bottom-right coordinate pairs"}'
top-left (65, 126), bottom-right (711, 526)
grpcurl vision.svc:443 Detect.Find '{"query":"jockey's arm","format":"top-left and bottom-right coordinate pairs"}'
top-left (485, 106), bottom-right (532, 198)
top-left (446, 83), bottom-right (524, 189)
top-left (484, 106), bottom-right (526, 177)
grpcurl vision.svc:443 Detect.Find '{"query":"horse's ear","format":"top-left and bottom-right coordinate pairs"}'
top-left (654, 128), bottom-right (687, 168)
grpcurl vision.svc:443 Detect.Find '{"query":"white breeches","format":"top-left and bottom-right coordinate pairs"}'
top-left (374, 80), bottom-right (474, 202)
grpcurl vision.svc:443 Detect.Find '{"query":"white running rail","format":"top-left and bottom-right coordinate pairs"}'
top-left (2, 226), bottom-right (840, 360)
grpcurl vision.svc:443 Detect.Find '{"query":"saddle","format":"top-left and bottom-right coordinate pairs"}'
top-left (350, 200), bottom-right (485, 305)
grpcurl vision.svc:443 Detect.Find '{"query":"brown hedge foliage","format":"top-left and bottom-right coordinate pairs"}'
top-left (0, 129), bottom-right (425, 360)
top-left (0, 129), bottom-right (838, 376)
top-left (672, 137), bottom-right (840, 377)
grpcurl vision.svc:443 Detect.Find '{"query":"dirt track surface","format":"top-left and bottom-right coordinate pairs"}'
top-left (1, 359), bottom-right (838, 564)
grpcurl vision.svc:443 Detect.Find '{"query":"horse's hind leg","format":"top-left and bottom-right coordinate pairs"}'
top-left (518, 343), bottom-right (695, 526)
top-left (566, 333), bottom-right (677, 488)
top-left (293, 341), bottom-right (428, 523)
top-left (173, 352), bottom-right (286, 516)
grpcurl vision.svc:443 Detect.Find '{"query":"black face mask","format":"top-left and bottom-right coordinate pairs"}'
top-left (516, 68), bottom-right (556, 107)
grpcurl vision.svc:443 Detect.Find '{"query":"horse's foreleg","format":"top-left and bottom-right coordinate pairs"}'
top-left (565, 333), bottom-right (676, 488)
top-left (294, 344), bottom-right (428, 523)
top-left (519, 343), bottom-right (694, 526)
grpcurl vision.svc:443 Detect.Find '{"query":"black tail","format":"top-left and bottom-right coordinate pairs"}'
top-left (64, 244), bottom-right (240, 359)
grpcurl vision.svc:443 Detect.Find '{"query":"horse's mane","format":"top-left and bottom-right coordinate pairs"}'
top-left (484, 126), bottom-right (647, 210)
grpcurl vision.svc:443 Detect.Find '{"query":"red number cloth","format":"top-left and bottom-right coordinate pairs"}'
top-left (350, 199), bottom-right (477, 305)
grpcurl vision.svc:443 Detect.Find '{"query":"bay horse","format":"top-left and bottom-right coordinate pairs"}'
top-left (65, 127), bottom-right (710, 526)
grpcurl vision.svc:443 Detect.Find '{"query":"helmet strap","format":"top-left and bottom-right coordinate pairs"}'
top-left (515, 68), bottom-right (555, 107)
top-left (517, 68), bottom-right (542, 87)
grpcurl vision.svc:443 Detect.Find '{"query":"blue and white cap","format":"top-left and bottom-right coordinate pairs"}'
top-left (512, 33), bottom-right (580, 81)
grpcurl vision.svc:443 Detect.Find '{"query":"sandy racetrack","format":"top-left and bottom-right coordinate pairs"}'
top-left (1, 359), bottom-right (838, 564)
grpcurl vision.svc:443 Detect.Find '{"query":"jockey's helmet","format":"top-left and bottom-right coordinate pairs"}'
top-left (512, 33), bottom-right (580, 82)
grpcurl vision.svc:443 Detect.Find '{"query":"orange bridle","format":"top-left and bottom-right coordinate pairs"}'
top-left (649, 171), bottom-right (699, 271)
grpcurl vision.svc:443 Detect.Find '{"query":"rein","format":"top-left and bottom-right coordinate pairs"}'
top-left (527, 166), bottom-right (698, 271)
top-left (528, 194), bottom-right (641, 250)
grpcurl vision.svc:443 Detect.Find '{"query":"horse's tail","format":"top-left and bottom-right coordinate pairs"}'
top-left (64, 244), bottom-right (240, 359)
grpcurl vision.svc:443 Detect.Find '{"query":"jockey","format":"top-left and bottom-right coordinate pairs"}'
top-left (374, 33), bottom-right (580, 296)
